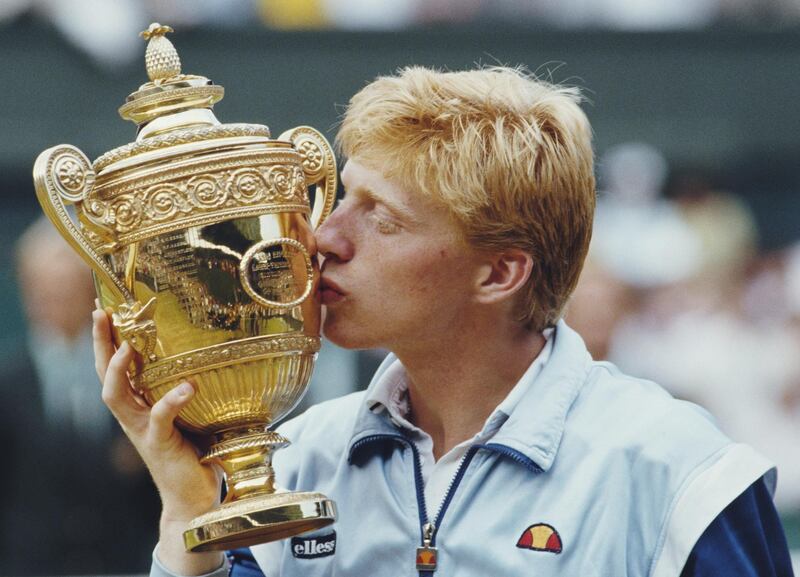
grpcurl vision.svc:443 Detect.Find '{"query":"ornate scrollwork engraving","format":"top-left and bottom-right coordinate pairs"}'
top-left (266, 165), bottom-right (305, 201)
top-left (84, 155), bottom-right (309, 244)
top-left (145, 184), bottom-right (192, 219)
top-left (113, 297), bottom-right (159, 362)
top-left (188, 174), bottom-right (228, 208)
top-left (111, 196), bottom-right (144, 231)
top-left (230, 168), bottom-right (268, 200)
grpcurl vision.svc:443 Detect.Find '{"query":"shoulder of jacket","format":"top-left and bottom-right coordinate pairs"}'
top-left (568, 361), bottom-right (732, 468)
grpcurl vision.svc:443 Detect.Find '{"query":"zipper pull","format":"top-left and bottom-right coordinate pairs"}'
top-left (416, 522), bottom-right (438, 572)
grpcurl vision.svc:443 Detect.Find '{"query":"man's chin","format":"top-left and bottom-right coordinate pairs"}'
top-left (321, 316), bottom-right (375, 351)
top-left (321, 324), bottom-right (357, 350)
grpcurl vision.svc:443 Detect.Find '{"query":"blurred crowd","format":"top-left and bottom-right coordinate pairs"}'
top-left (567, 142), bottom-right (800, 521)
top-left (1, 0), bottom-right (799, 67)
top-left (0, 218), bottom-right (161, 574)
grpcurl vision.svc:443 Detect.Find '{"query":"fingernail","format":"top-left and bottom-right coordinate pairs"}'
top-left (177, 383), bottom-right (193, 397)
top-left (119, 341), bottom-right (130, 353)
top-left (94, 298), bottom-right (100, 309)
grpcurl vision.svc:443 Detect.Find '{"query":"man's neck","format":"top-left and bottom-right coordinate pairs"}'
top-left (394, 322), bottom-right (546, 461)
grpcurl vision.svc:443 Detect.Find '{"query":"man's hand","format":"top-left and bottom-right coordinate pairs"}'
top-left (92, 307), bottom-right (224, 575)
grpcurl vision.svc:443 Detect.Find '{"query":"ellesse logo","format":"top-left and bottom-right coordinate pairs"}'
top-left (291, 531), bottom-right (337, 559)
top-left (516, 523), bottom-right (563, 554)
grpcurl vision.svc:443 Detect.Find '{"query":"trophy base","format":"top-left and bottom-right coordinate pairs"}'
top-left (183, 491), bottom-right (336, 552)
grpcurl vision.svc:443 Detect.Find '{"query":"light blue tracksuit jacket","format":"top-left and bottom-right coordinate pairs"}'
top-left (155, 321), bottom-right (774, 577)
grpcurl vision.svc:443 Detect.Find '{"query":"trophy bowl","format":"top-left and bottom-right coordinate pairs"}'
top-left (32, 24), bottom-right (337, 552)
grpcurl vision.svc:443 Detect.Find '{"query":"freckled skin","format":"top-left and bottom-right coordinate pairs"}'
top-left (315, 160), bottom-right (483, 354)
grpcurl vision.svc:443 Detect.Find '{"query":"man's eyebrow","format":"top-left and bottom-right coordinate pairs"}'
top-left (353, 186), bottom-right (420, 224)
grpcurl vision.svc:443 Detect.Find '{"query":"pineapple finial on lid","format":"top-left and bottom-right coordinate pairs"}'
top-left (120, 23), bottom-right (225, 127)
top-left (141, 23), bottom-right (181, 83)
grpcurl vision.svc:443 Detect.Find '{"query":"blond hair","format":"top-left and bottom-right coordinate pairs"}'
top-left (337, 66), bottom-right (596, 330)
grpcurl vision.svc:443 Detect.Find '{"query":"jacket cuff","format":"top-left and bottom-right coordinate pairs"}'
top-left (150, 545), bottom-right (230, 577)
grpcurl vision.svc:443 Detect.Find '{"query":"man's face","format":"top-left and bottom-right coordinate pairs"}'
top-left (316, 160), bottom-right (483, 352)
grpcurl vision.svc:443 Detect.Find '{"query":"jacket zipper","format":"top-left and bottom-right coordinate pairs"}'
top-left (350, 433), bottom-right (483, 576)
top-left (411, 441), bottom-right (481, 576)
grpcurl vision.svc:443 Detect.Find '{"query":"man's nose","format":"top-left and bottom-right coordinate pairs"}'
top-left (315, 204), bottom-right (353, 263)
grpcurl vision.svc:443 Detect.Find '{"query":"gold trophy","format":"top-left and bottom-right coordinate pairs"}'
top-left (33, 24), bottom-right (337, 552)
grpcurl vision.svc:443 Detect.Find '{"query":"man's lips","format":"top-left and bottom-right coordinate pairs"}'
top-left (319, 276), bottom-right (346, 304)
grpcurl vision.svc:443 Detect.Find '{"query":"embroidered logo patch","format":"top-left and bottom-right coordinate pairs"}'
top-left (516, 523), bottom-right (563, 554)
top-left (291, 531), bottom-right (337, 559)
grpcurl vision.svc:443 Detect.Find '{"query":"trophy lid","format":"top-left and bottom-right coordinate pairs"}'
top-left (118, 23), bottom-right (225, 127)
top-left (92, 23), bottom-right (273, 173)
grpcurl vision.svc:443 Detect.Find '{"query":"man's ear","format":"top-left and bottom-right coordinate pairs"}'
top-left (474, 249), bottom-right (533, 305)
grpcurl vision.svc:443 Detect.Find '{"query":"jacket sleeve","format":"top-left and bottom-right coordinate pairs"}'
top-left (149, 546), bottom-right (230, 577)
top-left (228, 547), bottom-right (268, 577)
top-left (679, 477), bottom-right (795, 577)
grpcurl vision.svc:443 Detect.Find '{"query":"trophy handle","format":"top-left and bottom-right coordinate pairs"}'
top-left (33, 145), bottom-right (133, 304)
top-left (278, 126), bottom-right (337, 229)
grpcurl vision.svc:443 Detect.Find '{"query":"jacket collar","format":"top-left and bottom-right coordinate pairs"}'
top-left (347, 320), bottom-right (592, 473)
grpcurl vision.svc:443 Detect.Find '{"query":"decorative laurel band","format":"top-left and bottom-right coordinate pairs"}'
top-left (227, 466), bottom-right (273, 484)
top-left (93, 123), bottom-right (271, 171)
top-left (136, 334), bottom-right (320, 389)
top-left (203, 431), bottom-right (289, 462)
top-left (118, 85), bottom-right (225, 123)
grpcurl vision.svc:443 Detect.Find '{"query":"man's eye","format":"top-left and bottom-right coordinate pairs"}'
top-left (377, 220), bottom-right (399, 234)
top-left (371, 214), bottom-right (400, 234)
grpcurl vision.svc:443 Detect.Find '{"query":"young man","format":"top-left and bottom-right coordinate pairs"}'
top-left (94, 66), bottom-right (793, 577)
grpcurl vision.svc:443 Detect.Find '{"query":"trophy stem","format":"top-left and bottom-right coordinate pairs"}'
top-left (184, 427), bottom-right (336, 552)
top-left (201, 427), bottom-right (288, 504)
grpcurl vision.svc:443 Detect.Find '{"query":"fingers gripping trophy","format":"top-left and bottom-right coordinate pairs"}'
top-left (33, 23), bottom-right (337, 552)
